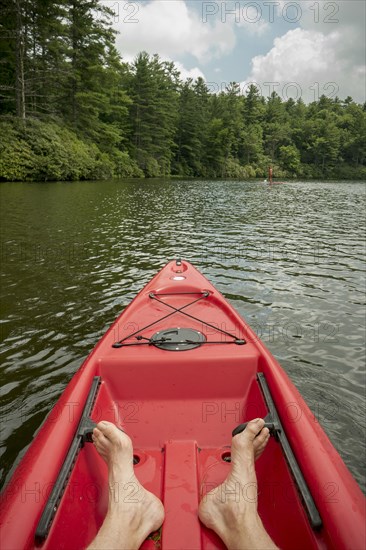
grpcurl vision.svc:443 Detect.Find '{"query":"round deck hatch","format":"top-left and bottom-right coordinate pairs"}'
top-left (150, 328), bottom-right (206, 351)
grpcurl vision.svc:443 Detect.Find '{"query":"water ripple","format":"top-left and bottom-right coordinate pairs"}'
top-left (0, 179), bottom-right (365, 492)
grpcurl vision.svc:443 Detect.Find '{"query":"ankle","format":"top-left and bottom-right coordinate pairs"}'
top-left (227, 515), bottom-right (278, 550)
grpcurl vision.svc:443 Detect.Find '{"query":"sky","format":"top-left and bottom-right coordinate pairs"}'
top-left (105, 0), bottom-right (366, 103)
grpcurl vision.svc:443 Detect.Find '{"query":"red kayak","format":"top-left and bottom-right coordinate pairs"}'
top-left (1, 260), bottom-right (365, 549)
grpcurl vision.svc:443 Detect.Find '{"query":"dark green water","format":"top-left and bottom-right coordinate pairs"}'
top-left (0, 179), bottom-right (365, 492)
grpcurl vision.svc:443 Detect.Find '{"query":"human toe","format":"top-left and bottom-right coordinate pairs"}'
top-left (96, 421), bottom-right (124, 442)
top-left (254, 426), bottom-right (270, 446)
top-left (233, 418), bottom-right (265, 446)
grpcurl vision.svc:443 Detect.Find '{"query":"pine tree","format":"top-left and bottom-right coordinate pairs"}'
top-left (241, 85), bottom-right (265, 168)
top-left (264, 92), bottom-right (291, 162)
top-left (25, 0), bottom-right (68, 117)
top-left (243, 84), bottom-right (265, 125)
top-left (174, 79), bottom-right (199, 175)
top-left (174, 77), bottom-right (210, 176)
top-left (128, 52), bottom-right (179, 176)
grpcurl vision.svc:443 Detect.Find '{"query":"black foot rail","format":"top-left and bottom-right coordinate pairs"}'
top-left (233, 372), bottom-right (322, 530)
top-left (35, 376), bottom-right (101, 541)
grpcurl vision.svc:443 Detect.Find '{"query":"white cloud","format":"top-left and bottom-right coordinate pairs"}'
top-left (243, 23), bottom-right (366, 103)
top-left (173, 61), bottom-right (206, 82)
top-left (300, 0), bottom-right (366, 67)
top-left (113, 0), bottom-right (236, 64)
top-left (299, 0), bottom-right (364, 35)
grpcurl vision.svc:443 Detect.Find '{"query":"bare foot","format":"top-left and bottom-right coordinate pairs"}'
top-left (198, 418), bottom-right (277, 550)
top-left (87, 421), bottom-right (164, 550)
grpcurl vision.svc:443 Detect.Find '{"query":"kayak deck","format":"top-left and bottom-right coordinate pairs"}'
top-left (1, 261), bottom-right (365, 550)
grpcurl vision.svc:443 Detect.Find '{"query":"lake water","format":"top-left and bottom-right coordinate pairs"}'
top-left (0, 179), bottom-right (365, 493)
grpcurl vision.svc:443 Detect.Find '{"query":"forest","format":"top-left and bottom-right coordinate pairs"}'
top-left (1, 0), bottom-right (365, 182)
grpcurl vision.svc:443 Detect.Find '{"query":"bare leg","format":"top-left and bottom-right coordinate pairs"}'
top-left (198, 418), bottom-right (278, 550)
top-left (87, 421), bottom-right (164, 550)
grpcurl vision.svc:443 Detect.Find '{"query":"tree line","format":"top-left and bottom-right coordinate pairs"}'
top-left (1, 0), bottom-right (365, 181)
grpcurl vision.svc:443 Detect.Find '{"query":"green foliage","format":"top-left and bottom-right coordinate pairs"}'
top-left (0, 1), bottom-right (365, 181)
top-left (224, 158), bottom-right (257, 179)
top-left (112, 151), bottom-right (144, 178)
top-left (279, 145), bottom-right (301, 175)
top-left (0, 123), bottom-right (36, 181)
top-left (0, 119), bottom-right (139, 181)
